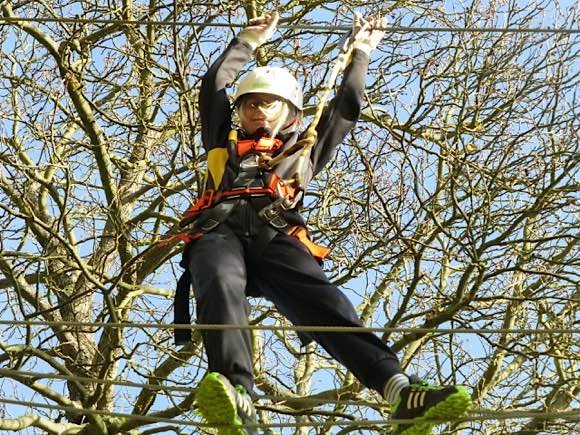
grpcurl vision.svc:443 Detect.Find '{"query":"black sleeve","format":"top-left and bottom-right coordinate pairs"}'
top-left (309, 49), bottom-right (370, 175)
top-left (199, 38), bottom-right (255, 151)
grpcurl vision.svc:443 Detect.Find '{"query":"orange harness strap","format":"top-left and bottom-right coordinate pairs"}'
top-left (287, 226), bottom-right (330, 262)
top-left (180, 174), bottom-right (300, 228)
top-left (179, 137), bottom-right (291, 229)
top-left (237, 137), bottom-right (283, 157)
top-left (179, 190), bottom-right (216, 228)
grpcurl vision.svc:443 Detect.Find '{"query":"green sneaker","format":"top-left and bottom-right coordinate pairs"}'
top-left (196, 372), bottom-right (257, 435)
top-left (391, 382), bottom-right (472, 435)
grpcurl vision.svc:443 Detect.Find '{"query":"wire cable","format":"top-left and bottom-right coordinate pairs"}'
top-left (6, 368), bottom-right (580, 415)
top-left (0, 368), bottom-right (194, 394)
top-left (0, 397), bottom-right (578, 429)
top-left (4, 368), bottom-right (580, 413)
top-left (0, 368), bottom-right (386, 408)
top-left (0, 319), bottom-right (577, 334)
top-left (0, 16), bottom-right (578, 34)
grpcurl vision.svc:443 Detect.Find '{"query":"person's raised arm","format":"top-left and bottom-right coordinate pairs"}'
top-left (199, 12), bottom-right (279, 149)
top-left (310, 14), bottom-right (386, 175)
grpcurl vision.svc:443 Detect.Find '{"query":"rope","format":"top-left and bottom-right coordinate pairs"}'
top-left (5, 368), bottom-right (579, 417)
top-left (0, 368), bottom-right (194, 394)
top-left (0, 397), bottom-right (578, 428)
top-left (262, 29), bottom-right (356, 183)
top-left (6, 368), bottom-right (580, 415)
top-left (0, 368), bottom-right (390, 408)
top-left (0, 16), bottom-right (577, 34)
top-left (1, 320), bottom-right (577, 334)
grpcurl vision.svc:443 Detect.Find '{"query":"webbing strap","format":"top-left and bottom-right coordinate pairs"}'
top-left (174, 269), bottom-right (193, 345)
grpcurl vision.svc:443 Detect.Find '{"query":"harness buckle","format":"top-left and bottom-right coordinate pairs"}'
top-left (258, 189), bottom-right (303, 229)
top-left (258, 197), bottom-right (288, 229)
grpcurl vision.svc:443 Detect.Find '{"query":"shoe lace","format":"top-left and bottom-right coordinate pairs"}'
top-left (408, 381), bottom-right (437, 391)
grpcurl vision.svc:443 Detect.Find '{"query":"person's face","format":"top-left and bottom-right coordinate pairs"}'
top-left (238, 93), bottom-right (288, 135)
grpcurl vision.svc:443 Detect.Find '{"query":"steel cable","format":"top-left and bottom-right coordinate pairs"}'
top-left (0, 319), bottom-right (577, 335)
top-left (0, 397), bottom-right (578, 429)
top-left (0, 16), bottom-right (577, 34)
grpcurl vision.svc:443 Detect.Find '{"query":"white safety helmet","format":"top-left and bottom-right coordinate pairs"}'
top-left (234, 66), bottom-right (303, 111)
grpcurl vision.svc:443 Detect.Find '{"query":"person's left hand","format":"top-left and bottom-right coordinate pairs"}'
top-left (352, 13), bottom-right (387, 55)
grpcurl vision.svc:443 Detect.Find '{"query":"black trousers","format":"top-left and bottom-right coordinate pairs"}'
top-left (187, 223), bottom-right (403, 394)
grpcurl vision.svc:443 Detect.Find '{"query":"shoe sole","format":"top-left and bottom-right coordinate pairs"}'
top-left (397, 386), bottom-right (472, 435)
top-left (196, 373), bottom-right (246, 435)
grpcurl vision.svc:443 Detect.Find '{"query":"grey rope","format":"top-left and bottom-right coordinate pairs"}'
top-left (0, 320), bottom-right (577, 334)
top-left (0, 16), bottom-right (577, 34)
top-left (0, 397), bottom-right (578, 428)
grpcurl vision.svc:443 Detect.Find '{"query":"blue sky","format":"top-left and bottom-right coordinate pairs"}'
top-left (0, 1), bottom-right (578, 433)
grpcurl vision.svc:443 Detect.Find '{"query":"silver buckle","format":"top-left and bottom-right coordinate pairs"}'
top-left (239, 154), bottom-right (260, 169)
top-left (259, 198), bottom-right (288, 229)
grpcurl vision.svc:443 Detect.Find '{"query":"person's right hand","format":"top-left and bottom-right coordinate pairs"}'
top-left (237, 11), bottom-right (280, 50)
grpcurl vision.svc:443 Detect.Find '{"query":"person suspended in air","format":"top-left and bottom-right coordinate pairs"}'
top-left (174, 11), bottom-right (472, 435)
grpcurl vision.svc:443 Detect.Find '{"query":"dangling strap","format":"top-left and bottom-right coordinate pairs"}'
top-left (174, 269), bottom-right (192, 345)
